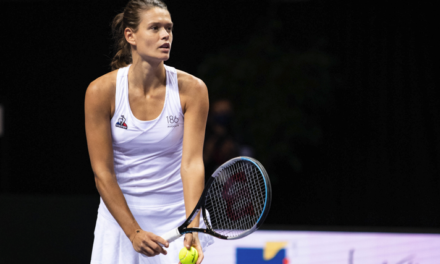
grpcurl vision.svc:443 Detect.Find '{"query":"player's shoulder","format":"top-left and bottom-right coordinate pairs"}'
top-left (176, 69), bottom-right (208, 96)
top-left (86, 69), bottom-right (118, 100)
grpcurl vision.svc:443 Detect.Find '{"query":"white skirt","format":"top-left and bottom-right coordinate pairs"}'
top-left (91, 199), bottom-right (214, 264)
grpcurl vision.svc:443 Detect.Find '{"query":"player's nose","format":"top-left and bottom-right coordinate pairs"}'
top-left (160, 28), bottom-right (170, 39)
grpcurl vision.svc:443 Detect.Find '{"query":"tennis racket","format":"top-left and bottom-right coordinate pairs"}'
top-left (160, 156), bottom-right (272, 243)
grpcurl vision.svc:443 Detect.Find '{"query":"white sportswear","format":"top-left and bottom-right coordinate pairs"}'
top-left (91, 65), bottom-right (213, 264)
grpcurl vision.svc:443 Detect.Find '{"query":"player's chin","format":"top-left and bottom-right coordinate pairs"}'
top-left (157, 51), bottom-right (171, 61)
top-left (143, 53), bottom-right (170, 63)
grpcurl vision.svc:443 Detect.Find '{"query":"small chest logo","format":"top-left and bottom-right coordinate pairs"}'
top-left (116, 115), bottom-right (128, 129)
top-left (166, 115), bottom-right (179, 128)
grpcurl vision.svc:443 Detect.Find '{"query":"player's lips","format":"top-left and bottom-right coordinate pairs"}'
top-left (159, 43), bottom-right (170, 49)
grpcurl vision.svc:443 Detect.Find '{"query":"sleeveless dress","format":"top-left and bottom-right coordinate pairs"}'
top-left (90, 65), bottom-right (214, 264)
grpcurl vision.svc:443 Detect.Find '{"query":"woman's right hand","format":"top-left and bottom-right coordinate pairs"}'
top-left (131, 229), bottom-right (169, 257)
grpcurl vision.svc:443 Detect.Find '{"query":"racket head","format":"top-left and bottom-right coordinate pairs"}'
top-left (201, 156), bottom-right (272, 240)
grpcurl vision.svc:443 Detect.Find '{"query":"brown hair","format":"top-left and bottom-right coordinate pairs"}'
top-left (110, 0), bottom-right (168, 70)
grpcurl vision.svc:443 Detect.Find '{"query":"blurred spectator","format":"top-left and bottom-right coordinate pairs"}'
top-left (204, 99), bottom-right (253, 175)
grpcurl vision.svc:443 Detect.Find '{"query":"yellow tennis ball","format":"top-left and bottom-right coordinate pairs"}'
top-left (179, 246), bottom-right (199, 264)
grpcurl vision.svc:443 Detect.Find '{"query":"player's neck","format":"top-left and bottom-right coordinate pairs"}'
top-left (128, 59), bottom-right (166, 94)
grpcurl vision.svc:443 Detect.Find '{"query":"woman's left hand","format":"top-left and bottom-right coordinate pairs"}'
top-left (179, 232), bottom-right (204, 264)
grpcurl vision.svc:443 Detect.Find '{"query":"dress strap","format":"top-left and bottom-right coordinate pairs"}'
top-left (164, 65), bottom-right (184, 117)
top-left (115, 65), bottom-right (130, 114)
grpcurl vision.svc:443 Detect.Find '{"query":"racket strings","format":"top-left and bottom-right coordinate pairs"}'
top-left (205, 160), bottom-right (267, 239)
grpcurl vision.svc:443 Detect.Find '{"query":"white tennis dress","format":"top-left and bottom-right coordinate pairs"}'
top-left (90, 65), bottom-right (214, 264)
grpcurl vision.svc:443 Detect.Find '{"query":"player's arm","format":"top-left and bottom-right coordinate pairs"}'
top-left (85, 75), bottom-right (168, 256)
top-left (179, 72), bottom-right (209, 263)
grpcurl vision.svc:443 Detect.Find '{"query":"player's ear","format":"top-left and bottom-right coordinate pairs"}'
top-left (125, 27), bottom-right (136, 46)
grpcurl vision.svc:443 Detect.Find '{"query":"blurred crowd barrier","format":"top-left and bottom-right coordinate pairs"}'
top-left (204, 229), bottom-right (440, 264)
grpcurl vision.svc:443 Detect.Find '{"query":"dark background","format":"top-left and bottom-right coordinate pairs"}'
top-left (0, 0), bottom-right (439, 263)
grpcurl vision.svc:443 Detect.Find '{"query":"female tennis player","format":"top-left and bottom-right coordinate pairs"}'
top-left (85, 0), bottom-right (213, 263)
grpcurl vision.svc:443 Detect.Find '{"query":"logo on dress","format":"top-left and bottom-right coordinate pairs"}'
top-left (166, 115), bottom-right (179, 128)
top-left (116, 115), bottom-right (128, 129)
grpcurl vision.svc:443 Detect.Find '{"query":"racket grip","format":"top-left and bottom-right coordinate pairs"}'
top-left (159, 228), bottom-right (182, 245)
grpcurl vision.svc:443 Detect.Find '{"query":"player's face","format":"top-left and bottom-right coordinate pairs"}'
top-left (133, 7), bottom-right (173, 62)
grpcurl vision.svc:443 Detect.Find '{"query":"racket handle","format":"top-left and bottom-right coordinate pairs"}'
top-left (160, 228), bottom-right (182, 245)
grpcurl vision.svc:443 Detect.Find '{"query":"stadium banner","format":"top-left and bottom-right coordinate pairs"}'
top-left (203, 230), bottom-right (440, 264)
